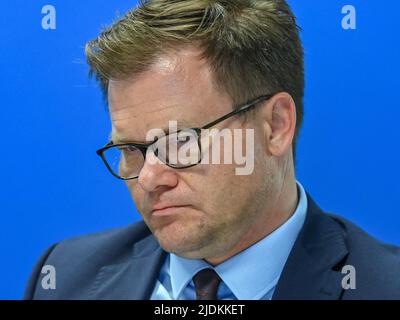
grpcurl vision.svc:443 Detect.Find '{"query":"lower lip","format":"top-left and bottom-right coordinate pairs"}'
top-left (151, 206), bottom-right (190, 217)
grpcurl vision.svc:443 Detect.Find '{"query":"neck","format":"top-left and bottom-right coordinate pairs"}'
top-left (205, 161), bottom-right (299, 266)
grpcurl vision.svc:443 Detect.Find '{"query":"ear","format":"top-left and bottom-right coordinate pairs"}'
top-left (261, 92), bottom-right (297, 157)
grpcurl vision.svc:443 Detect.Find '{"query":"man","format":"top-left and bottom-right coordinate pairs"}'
top-left (25, 0), bottom-right (400, 300)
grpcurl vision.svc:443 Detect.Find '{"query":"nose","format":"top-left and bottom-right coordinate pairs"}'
top-left (137, 150), bottom-right (179, 192)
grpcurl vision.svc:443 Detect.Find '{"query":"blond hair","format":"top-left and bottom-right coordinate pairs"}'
top-left (85, 0), bottom-right (304, 162)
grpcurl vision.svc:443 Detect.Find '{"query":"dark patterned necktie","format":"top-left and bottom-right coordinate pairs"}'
top-left (192, 268), bottom-right (222, 300)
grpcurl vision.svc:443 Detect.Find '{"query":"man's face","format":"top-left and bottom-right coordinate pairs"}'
top-left (108, 47), bottom-right (280, 261)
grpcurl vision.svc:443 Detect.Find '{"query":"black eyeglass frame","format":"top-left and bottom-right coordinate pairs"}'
top-left (96, 94), bottom-right (275, 180)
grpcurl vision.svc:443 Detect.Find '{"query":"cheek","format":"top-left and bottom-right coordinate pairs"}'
top-left (199, 165), bottom-right (244, 208)
top-left (125, 181), bottom-right (144, 209)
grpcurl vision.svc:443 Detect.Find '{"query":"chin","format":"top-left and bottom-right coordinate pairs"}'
top-left (153, 226), bottom-right (210, 258)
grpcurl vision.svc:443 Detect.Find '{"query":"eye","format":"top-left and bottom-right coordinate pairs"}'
top-left (177, 134), bottom-right (190, 145)
top-left (126, 145), bottom-right (137, 152)
top-left (176, 131), bottom-right (198, 148)
top-left (117, 145), bottom-right (137, 154)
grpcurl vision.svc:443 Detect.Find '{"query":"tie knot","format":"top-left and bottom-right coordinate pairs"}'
top-left (193, 268), bottom-right (221, 300)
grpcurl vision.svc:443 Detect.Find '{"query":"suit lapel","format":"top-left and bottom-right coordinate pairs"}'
top-left (272, 194), bottom-right (349, 300)
top-left (89, 233), bottom-right (166, 300)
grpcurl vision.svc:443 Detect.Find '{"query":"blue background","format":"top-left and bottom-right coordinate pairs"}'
top-left (1, 1), bottom-right (399, 299)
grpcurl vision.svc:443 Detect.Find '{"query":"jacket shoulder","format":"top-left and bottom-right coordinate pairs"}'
top-left (52, 220), bottom-right (152, 258)
top-left (24, 221), bottom-right (154, 299)
top-left (329, 213), bottom-right (400, 256)
top-left (328, 213), bottom-right (400, 299)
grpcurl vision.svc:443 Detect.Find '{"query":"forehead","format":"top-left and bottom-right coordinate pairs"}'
top-left (108, 47), bottom-right (232, 142)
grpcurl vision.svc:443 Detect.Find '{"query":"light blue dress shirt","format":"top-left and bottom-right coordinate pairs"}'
top-left (150, 180), bottom-right (307, 300)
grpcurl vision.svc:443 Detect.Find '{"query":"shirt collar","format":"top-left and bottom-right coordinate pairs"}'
top-left (169, 180), bottom-right (308, 300)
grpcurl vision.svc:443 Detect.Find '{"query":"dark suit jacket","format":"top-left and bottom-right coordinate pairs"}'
top-left (24, 194), bottom-right (400, 300)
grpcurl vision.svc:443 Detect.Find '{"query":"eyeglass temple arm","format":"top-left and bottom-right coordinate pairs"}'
top-left (201, 94), bottom-right (273, 130)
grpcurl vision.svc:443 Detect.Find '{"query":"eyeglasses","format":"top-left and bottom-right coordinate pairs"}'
top-left (96, 94), bottom-right (274, 180)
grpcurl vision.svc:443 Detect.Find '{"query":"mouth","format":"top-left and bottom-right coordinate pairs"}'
top-left (151, 205), bottom-right (191, 217)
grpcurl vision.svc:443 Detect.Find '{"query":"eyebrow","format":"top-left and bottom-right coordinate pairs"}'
top-left (109, 120), bottom-right (198, 144)
top-left (109, 132), bottom-right (129, 144)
